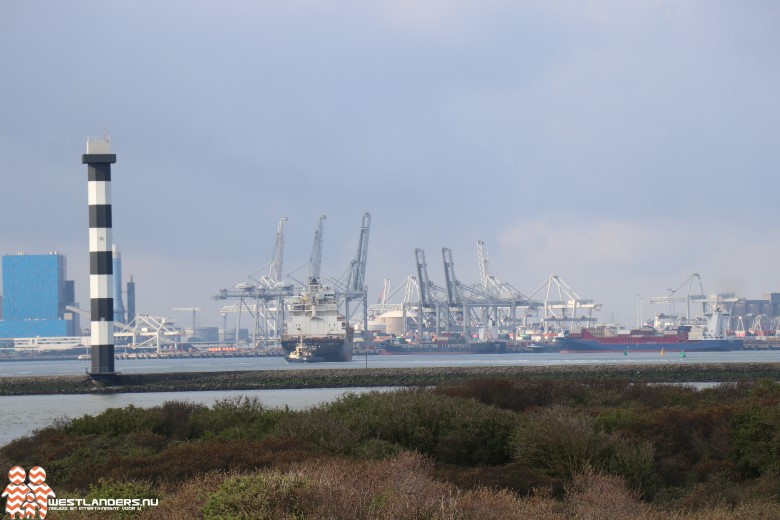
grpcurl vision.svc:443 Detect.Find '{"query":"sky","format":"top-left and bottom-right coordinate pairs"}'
top-left (1, 0), bottom-right (778, 329)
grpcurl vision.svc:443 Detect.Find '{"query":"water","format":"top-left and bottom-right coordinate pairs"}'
top-left (3, 350), bottom-right (780, 378)
top-left (2, 350), bottom-right (780, 446)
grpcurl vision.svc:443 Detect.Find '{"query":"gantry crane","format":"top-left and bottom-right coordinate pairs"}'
top-left (528, 275), bottom-right (600, 333)
top-left (333, 213), bottom-right (372, 336)
top-left (171, 307), bottom-right (200, 332)
top-left (648, 273), bottom-right (707, 321)
top-left (213, 216), bottom-right (295, 347)
top-left (309, 215), bottom-right (326, 283)
top-left (414, 248), bottom-right (448, 332)
top-left (266, 217), bottom-right (287, 286)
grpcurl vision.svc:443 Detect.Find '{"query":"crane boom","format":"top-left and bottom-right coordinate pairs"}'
top-left (347, 212), bottom-right (371, 293)
top-left (308, 215), bottom-right (326, 283)
top-left (442, 247), bottom-right (461, 307)
top-left (415, 249), bottom-right (433, 307)
top-left (477, 240), bottom-right (490, 289)
top-left (268, 217), bottom-right (287, 285)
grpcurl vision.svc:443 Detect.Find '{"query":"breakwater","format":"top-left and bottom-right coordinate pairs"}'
top-left (2, 362), bottom-right (780, 396)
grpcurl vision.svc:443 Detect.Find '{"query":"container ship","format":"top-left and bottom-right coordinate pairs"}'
top-left (282, 279), bottom-right (353, 362)
top-left (380, 340), bottom-right (508, 355)
top-left (557, 324), bottom-right (742, 353)
top-left (376, 332), bottom-right (520, 355)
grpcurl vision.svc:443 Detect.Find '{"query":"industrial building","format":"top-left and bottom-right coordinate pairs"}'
top-left (0, 252), bottom-right (80, 337)
top-left (731, 293), bottom-right (780, 334)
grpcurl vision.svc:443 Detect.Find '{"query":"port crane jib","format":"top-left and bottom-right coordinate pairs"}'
top-left (308, 215), bottom-right (326, 283)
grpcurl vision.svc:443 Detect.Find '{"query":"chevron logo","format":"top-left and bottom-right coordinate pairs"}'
top-left (2, 466), bottom-right (56, 519)
top-left (27, 468), bottom-right (46, 486)
top-left (6, 467), bottom-right (24, 486)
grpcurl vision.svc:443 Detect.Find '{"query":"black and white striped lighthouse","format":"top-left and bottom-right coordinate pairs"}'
top-left (83, 136), bottom-right (117, 380)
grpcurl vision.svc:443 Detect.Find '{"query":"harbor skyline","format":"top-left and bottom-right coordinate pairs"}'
top-left (1, 1), bottom-right (778, 326)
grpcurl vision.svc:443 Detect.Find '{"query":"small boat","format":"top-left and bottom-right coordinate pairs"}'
top-left (285, 351), bottom-right (325, 363)
top-left (285, 335), bottom-right (326, 363)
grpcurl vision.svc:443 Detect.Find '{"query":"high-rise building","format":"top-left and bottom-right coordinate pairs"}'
top-left (0, 252), bottom-right (78, 337)
top-left (126, 275), bottom-right (136, 324)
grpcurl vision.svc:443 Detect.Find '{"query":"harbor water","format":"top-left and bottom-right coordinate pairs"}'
top-left (2, 351), bottom-right (780, 447)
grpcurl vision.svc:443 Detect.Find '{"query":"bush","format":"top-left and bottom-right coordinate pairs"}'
top-left (604, 437), bottom-right (657, 495)
top-left (189, 396), bottom-right (287, 440)
top-left (731, 406), bottom-right (780, 477)
top-left (202, 471), bottom-right (309, 519)
top-left (565, 466), bottom-right (652, 520)
top-left (512, 406), bottom-right (608, 480)
top-left (66, 405), bottom-right (160, 437)
top-left (350, 438), bottom-right (403, 460)
top-left (274, 388), bottom-right (519, 465)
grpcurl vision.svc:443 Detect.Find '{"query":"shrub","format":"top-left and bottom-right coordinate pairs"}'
top-left (91, 438), bottom-right (314, 486)
top-left (511, 406), bottom-right (608, 480)
top-left (66, 405), bottom-right (159, 437)
top-left (151, 401), bottom-right (205, 440)
top-left (188, 396), bottom-right (286, 440)
top-left (350, 438), bottom-right (403, 460)
top-left (202, 471), bottom-right (309, 519)
top-left (274, 388), bottom-right (519, 465)
top-left (565, 466), bottom-right (652, 520)
top-left (629, 406), bottom-right (735, 486)
top-left (731, 407), bottom-right (780, 477)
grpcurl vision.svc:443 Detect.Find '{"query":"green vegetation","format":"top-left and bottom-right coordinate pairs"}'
top-left (5, 378), bottom-right (780, 518)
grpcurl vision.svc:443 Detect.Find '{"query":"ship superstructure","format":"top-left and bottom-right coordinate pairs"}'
top-left (282, 279), bottom-right (353, 362)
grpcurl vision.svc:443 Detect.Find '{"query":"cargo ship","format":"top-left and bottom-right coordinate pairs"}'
top-left (380, 339), bottom-right (509, 355)
top-left (376, 331), bottom-right (532, 354)
top-left (282, 279), bottom-right (353, 362)
top-left (557, 323), bottom-right (742, 353)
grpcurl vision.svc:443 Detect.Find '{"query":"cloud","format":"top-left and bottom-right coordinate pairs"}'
top-left (494, 216), bottom-right (780, 319)
top-left (499, 218), bottom-right (648, 268)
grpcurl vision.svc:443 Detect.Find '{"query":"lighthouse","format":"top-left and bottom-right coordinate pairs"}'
top-left (83, 135), bottom-right (117, 381)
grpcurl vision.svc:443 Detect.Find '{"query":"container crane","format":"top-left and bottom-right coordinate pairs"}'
top-left (308, 215), bottom-right (326, 283)
top-left (528, 275), bottom-right (599, 333)
top-left (477, 240), bottom-right (493, 291)
top-left (649, 273), bottom-right (707, 321)
top-left (172, 307), bottom-right (200, 332)
top-left (414, 248), bottom-right (435, 309)
top-left (442, 247), bottom-right (462, 308)
top-left (414, 248), bottom-right (448, 332)
top-left (346, 213), bottom-right (371, 293)
top-left (266, 217), bottom-right (287, 287)
top-left (213, 217), bottom-right (295, 347)
top-left (346, 213), bottom-right (371, 334)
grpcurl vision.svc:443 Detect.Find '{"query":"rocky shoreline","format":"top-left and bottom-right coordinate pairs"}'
top-left (2, 362), bottom-right (780, 395)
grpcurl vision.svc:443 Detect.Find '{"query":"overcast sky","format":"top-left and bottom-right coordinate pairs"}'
top-left (1, 1), bottom-right (778, 328)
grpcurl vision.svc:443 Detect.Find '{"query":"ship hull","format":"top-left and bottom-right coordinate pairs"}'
top-left (282, 336), bottom-right (352, 362)
top-left (380, 341), bottom-right (508, 355)
top-left (557, 338), bottom-right (742, 353)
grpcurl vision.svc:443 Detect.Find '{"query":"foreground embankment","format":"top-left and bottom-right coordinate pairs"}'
top-left (2, 362), bottom-right (780, 395)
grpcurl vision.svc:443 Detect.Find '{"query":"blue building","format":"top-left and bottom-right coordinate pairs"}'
top-left (0, 253), bottom-right (79, 338)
